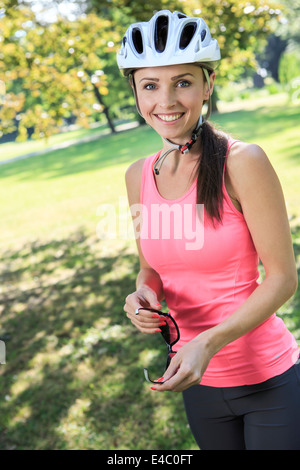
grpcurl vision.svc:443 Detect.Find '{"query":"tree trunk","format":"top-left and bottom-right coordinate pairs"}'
top-left (92, 83), bottom-right (116, 134)
top-left (211, 89), bottom-right (218, 114)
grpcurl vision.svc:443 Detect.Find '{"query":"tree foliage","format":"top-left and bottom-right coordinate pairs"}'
top-left (277, 0), bottom-right (300, 45)
top-left (0, 5), bottom-right (121, 140)
top-left (0, 0), bottom-right (284, 140)
top-left (277, 0), bottom-right (300, 91)
top-left (91, 0), bottom-right (283, 83)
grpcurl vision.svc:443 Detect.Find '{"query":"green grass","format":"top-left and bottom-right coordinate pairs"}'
top-left (0, 94), bottom-right (299, 450)
top-left (0, 125), bottom-right (161, 250)
top-left (215, 93), bottom-right (300, 218)
top-left (0, 122), bottom-right (115, 162)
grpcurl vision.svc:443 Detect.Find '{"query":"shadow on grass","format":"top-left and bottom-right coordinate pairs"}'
top-left (0, 231), bottom-right (192, 450)
top-left (0, 225), bottom-right (299, 450)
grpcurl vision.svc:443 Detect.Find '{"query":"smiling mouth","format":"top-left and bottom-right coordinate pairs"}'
top-left (155, 113), bottom-right (184, 122)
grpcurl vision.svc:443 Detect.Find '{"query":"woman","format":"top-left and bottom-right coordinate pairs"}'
top-left (118, 10), bottom-right (300, 450)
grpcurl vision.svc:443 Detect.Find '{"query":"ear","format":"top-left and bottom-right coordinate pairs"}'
top-left (129, 75), bottom-right (134, 89)
top-left (204, 72), bottom-right (216, 100)
top-left (129, 73), bottom-right (144, 118)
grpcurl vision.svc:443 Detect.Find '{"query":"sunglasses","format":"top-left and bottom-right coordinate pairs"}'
top-left (136, 307), bottom-right (180, 384)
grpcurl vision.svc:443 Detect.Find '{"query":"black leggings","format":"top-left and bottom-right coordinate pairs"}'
top-left (182, 363), bottom-right (300, 450)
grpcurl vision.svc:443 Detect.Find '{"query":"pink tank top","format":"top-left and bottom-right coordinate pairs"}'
top-left (140, 140), bottom-right (299, 387)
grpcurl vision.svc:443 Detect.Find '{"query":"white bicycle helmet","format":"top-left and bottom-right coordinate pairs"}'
top-left (117, 10), bottom-right (220, 75)
top-left (117, 10), bottom-right (221, 175)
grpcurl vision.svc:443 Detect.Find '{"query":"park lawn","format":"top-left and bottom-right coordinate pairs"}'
top-left (215, 94), bottom-right (300, 219)
top-left (0, 95), bottom-right (299, 450)
top-left (0, 121), bottom-right (113, 162)
top-left (0, 125), bottom-right (161, 250)
top-left (0, 93), bottom-right (299, 252)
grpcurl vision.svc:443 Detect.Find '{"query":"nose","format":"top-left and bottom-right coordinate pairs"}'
top-left (158, 86), bottom-right (176, 109)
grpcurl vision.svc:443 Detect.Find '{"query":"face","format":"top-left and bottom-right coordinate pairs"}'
top-left (133, 64), bottom-right (215, 145)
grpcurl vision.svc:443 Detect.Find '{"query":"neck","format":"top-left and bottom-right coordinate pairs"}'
top-left (162, 134), bottom-right (201, 158)
top-left (156, 136), bottom-right (201, 176)
top-left (153, 121), bottom-right (204, 176)
top-left (162, 116), bottom-right (203, 155)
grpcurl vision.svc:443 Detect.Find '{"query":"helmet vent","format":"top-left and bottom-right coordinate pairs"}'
top-left (179, 22), bottom-right (197, 49)
top-left (154, 15), bottom-right (169, 52)
top-left (201, 29), bottom-right (207, 42)
top-left (132, 28), bottom-right (143, 54)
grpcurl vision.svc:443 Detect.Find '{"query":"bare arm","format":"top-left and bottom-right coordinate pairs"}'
top-left (205, 142), bottom-right (297, 352)
top-left (123, 158), bottom-right (165, 333)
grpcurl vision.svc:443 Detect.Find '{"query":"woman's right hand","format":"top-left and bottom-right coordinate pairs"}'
top-left (123, 286), bottom-right (165, 334)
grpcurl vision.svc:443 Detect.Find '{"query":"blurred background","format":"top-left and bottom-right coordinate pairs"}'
top-left (0, 0), bottom-right (299, 450)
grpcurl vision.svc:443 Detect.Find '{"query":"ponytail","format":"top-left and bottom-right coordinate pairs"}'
top-left (196, 122), bottom-right (229, 224)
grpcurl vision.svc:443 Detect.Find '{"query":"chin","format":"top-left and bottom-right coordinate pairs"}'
top-left (148, 119), bottom-right (193, 144)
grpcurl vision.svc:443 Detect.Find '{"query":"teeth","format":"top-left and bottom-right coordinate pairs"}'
top-left (157, 113), bottom-right (183, 122)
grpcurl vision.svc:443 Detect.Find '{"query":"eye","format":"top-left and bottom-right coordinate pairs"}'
top-left (144, 83), bottom-right (157, 90)
top-left (177, 80), bottom-right (191, 88)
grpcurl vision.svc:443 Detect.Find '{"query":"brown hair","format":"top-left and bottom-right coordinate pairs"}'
top-left (196, 121), bottom-right (229, 224)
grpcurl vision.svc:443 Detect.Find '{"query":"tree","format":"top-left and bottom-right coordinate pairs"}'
top-left (257, 0), bottom-right (300, 81)
top-left (0, 5), bottom-right (121, 140)
top-left (90, 0), bottom-right (283, 85)
top-left (89, 0), bottom-right (283, 113)
top-left (0, 0), bottom-right (285, 140)
top-left (277, 0), bottom-right (300, 46)
top-left (256, 34), bottom-right (288, 82)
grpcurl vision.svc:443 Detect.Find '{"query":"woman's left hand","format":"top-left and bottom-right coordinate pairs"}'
top-left (151, 333), bottom-right (214, 393)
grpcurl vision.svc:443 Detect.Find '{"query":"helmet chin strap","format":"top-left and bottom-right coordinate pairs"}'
top-left (153, 115), bottom-right (203, 175)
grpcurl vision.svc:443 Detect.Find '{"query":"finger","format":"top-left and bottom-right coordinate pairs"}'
top-left (129, 306), bottom-right (167, 325)
top-left (124, 289), bottom-right (162, 313)
top-left (148, 357), bottom-right (179, 388)
top-left (131, 311), bottom-right (166, 328)
top-left (126, 310), bottom-right (166, 334)
top-left (124, 299), bottom-right (162, 319)
top-left (151, 372), bottom-right (191, 392)
top-left (123, 295), bottom-right (166, 334)
top-left (153, 365), bottom-right (202, 392)
top-left (133, 316), bottom-right (166, 331)
top-left (150, 355), bottom-right (192, 392)
top-left (139, 289), bottom-right (162, 310)
top-left (130, 318), bottom-right (164, 334)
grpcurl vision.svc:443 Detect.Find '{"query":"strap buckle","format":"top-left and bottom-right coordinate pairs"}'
top-left (179, 134), bottom-right (197, 154)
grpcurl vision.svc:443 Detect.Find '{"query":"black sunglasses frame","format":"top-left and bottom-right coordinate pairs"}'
top-left (136, 307), bottom-right (180, 384)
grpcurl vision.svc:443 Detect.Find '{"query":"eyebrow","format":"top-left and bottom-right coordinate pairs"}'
top-left (139, 73), bottom-right (194, 83)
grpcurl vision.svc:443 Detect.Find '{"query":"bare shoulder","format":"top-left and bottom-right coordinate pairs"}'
top-left (125, 158), bottom-right (146, 183)
top-left (227, 141), bottom-right (270, 172)
top-left (125, 158), bottom-right (146, 204)
top-left (227, 141), bottom-right (276, 189)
